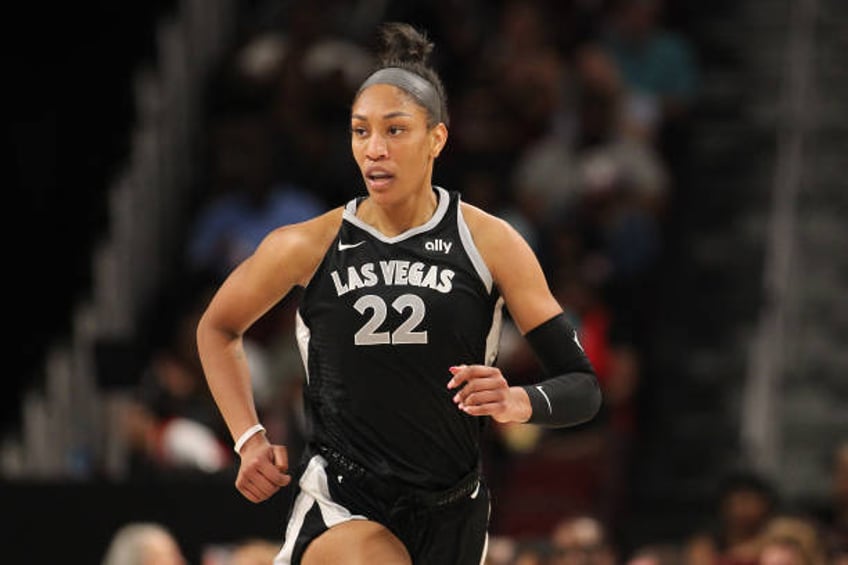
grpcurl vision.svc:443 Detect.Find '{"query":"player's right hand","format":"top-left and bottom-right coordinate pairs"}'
top-left (235, 439), bottom-right (291, 503)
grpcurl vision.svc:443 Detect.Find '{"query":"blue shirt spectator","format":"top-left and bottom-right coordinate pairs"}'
top-left (187, 182), bottom-right (326, 279)
top-left (602, 0), bottom-right (699, 114)
top-left (186, 109), bottom-right (327, 279)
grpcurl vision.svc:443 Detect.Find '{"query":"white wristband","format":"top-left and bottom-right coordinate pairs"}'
top-left (233, 423), bottom-right (266, 455)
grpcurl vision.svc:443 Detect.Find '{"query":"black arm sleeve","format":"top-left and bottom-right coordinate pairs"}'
top-left (520, 313), bottom-right (602, 427)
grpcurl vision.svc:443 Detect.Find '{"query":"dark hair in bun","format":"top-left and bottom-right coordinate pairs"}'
top-left (377, 21), bottom-right (435, 67)
top-left (364, 22), bottom-right (449, 127)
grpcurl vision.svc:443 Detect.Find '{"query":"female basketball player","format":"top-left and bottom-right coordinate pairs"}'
top-left (196, 22), bottom-right (602, 565)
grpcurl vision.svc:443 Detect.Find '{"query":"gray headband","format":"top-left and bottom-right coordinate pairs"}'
top-left (358, 67), bottom-right (444, 125)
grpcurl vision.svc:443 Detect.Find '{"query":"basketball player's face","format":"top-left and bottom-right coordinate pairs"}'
top-left (351, 84), bottom-right (446, 204)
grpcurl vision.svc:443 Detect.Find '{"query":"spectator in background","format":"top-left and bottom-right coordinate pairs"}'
top-left (259, 4), bottom-right (372, 207)
top-left (626, 542), bottom-right (683, 565)
top-left (446, 0), bottom-right (564, 223)
top-left (101, 522), bottom-right (187, 565)
top-left (683, 470), bottom-right (779, 565)
top-left (484, 0), bottom-right (566, 147)
top-left (122, 276), bottom-right (237, 476)
top-left (549, 514), bottom-right (618, 565)
top-left (814, 441), bottom-right (848, 564)
top-left (601, 0), bottom-right (698, 130)
top-left (229, 538), bottom-right (280, 565)
top-left (510, 41), bottom-right (669, 271)
top-left (759, 515), bottom-right (827, 565)
top-left (186, 109), bottom-right (327, 281)
top-left (483, 536), bottom-right (547, 565)
top-left (600, 0), bottom-right (699, 182)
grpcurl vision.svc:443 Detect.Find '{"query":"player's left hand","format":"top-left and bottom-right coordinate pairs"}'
top-left (447, 365), bottom-right (532, 424)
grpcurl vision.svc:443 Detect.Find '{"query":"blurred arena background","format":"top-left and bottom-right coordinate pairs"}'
top-left (5, 0), bottom-right (847, 563)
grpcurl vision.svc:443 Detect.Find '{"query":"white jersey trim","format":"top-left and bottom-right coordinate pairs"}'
top-left (457, 201), bottom-right (493, 293)
top-left (295, 310), bottom-right (311, 385)
top-left (342, 186), bottom-right (450, 243)
top-left (274, 455), bottom-right (367, 564)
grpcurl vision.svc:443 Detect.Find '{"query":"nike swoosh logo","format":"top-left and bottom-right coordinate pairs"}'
top-left (470, 480), bottom-right (481, 499)
top-left (536, 385), bottom-right (553, 415)
top-left (338, 241), bottom-right (365, 251)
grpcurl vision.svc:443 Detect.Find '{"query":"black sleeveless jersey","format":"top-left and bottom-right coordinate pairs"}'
top-left (295, 187), bottom-right (504, 490)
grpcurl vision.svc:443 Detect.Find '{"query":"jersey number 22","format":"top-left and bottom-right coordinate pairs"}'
top-left (353, 293), bottom-right (428, 345)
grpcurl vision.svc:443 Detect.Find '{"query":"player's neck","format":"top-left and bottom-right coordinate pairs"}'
top-left (360, 186), bottom-right (438, 237)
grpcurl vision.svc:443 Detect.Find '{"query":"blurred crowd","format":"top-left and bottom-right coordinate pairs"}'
top-left (101, 443), bottom-right (848, 564)
top-left (481, 449), bottom-right (848, 565)
top-left (103, 0), bottom-right (847, 563)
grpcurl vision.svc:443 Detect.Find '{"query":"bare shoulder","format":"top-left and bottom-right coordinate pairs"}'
top-left (460, 201), bottom-right (561, 333)
top-left (255, 207), bottom-right (344, 286)
top-left (459, 201), bottom-right (530, 262)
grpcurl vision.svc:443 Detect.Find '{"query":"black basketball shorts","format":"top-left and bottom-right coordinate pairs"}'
top-left (273, 451), bottom-right (490, 564)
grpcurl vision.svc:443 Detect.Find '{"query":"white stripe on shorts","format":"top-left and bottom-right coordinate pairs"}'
top-left (274, 455), bottom-right (367, 564)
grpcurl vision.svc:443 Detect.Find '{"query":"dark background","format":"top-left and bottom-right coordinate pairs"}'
top-left (7, 2), bottom-right (177, 431)
top-left (0, 477), bottom-right (288, 562)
